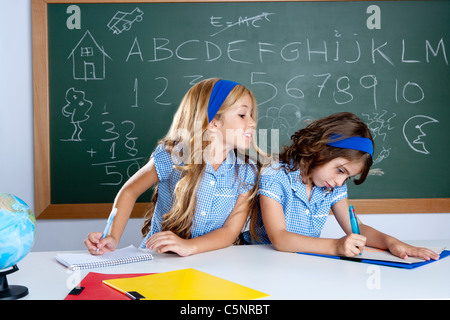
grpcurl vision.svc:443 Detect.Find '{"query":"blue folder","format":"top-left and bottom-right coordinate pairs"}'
top-left (298, 250), bottom-right (450, 269)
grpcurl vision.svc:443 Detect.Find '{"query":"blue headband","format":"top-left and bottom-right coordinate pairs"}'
top-left (327, 134), bottom-right (373, 157)
top-left (208, 80), bottom-right (240, 123)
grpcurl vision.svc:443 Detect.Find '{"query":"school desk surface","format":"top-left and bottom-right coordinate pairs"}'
top-left (8, 240), bottom-right (450, 300)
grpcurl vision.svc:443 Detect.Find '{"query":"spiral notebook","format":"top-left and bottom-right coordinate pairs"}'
top-left (56, 245), bottom-right (153, 270)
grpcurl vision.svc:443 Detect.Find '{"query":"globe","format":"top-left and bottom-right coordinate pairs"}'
top-left (0, 193), bottom-right (35, 299)
top-left (0, 193), bottom-right (36, 270)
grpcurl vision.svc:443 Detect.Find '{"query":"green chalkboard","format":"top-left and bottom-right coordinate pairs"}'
top-left (46, 1), bottom-right (449, 206)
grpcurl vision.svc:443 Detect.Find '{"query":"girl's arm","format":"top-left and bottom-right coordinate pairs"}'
top-left (332, 198), bottom-right (440, 260)
top-left (260, 195), bottom-right (365, 256)
top-left (85, 158), bottom-right (159, 254)
top-left (146, 190), bottom-right (252, 256)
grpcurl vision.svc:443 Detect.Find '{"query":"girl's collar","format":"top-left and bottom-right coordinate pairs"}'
top-left (173, 143), bottom-right (236, 175)
top-left (284, 163), bottom-right (332, 200)
top-left (205, 149), bottom-right (236, 175)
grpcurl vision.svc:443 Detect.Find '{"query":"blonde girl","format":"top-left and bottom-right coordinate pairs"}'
top-left (85, 78), bottom-right (265, 256)
top-left (244, 112), bottom-right (439, 261)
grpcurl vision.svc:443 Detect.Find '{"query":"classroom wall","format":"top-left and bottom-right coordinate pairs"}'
top-left (1, 0), bottom-right (448, 252)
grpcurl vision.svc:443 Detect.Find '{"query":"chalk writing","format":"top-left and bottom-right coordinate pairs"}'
top-left (209, 12), bottom-right (275, 37)
top-left (48, 2), bottom-right (449, 202)
top-left (94, 113), bottom-right (141, 185)
top-left (123, 35), bottom-right (448, 66)
top-left (131, 78), bottom-right (138, 108)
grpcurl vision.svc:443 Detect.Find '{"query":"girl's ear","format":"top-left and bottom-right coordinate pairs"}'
top-left (207, 118), bottom-right (221, 132)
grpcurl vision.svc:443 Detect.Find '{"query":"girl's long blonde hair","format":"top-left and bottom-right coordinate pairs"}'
top-left (142, 78), bottom-right (267, 241)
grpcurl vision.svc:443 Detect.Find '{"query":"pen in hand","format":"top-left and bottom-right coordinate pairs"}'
top-left (349, 204), bottom-right (362, 255)
top-left (349, 204), bottom-right (360, 235)
top-left (96, 208), bottom-right (118, 254)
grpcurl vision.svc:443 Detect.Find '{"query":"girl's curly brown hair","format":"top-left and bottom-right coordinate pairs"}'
top-left (279, 112), bottom-right (374, 185)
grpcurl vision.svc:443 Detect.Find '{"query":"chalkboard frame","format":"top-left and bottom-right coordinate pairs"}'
top-left (32, 0), bottom-right (450, 219)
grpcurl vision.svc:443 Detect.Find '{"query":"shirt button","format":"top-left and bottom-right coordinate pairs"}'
top-left (305, 209), bottom-right (310, 214)
top-left (210, 180), bottom-right (215, 186)
top-left (201, 211), bottom-right (207, 216)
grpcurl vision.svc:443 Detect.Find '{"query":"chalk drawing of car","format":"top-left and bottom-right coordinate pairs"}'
top-left (107, 7), bottom-right (144, 35)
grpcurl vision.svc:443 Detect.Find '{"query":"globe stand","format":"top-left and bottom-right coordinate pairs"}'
top-left (0, 265), bottom-right (29, 300)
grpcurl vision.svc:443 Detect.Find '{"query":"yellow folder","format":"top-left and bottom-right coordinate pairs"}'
top-left (103, 268), bottom-right (269, 300)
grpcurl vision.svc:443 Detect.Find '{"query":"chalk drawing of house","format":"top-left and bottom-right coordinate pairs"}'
top-left (67, 30), bottom-right (112, 81)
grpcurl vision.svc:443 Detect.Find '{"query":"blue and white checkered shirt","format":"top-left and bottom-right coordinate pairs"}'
top-left (140, 144), bottom-right (257, 248)
top-left (243, 162), bottom-right (348, 244)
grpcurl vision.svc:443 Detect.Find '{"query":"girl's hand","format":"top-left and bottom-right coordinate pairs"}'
top-left (146, 231), bottom-right (194, 257)
top-left (336, 233), bottom-right (367, 257)
top-left (387, 239), bottom-right (440, 261)
top-left (84, 232), bottom-right (118, 255)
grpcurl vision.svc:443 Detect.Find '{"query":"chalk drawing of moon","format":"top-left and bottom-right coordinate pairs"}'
top-left (402, 115), bottom-right (439, 154)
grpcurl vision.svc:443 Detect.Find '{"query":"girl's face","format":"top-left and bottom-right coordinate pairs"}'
top-left (213, 93), bottom-right (256, 151)
top-left (310, 157), bottom-right (364, 189)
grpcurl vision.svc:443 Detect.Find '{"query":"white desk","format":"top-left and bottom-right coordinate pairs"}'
top-left (8, 240), bottom-right (450, 300)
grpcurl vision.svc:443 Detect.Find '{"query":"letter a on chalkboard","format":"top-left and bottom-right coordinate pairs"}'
top-left (66, 5), bottom-right (81, 30)
top-left (366, 5), bottom-right (381, 30)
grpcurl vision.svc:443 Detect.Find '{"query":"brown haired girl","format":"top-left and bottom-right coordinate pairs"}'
top-left (244, 112), bottom-right (439, 261)
top-left (85, 78), bottom-right (266, 256)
